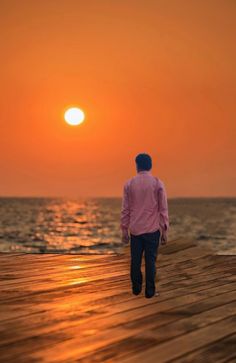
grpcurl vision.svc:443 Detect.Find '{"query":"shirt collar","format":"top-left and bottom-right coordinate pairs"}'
top-left (138, 170), bottom-right (152, 175)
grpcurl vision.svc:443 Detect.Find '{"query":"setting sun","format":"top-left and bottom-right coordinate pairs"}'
top-left (64, 107), bottom-right (85, 126)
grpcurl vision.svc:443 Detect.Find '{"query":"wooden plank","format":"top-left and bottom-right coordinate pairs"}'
top-left (2, 270), bottom-right (236, 319)
top-left (0, 284), bottom-right (235, 363)
top-left (1, 281), bottom-right (236, 348)
top-left (122, 316), bottom-right (236, 363)
top-left (171, 333), bottom-right (236, 363)
top-left (1, 293), bottom-right (236, 362)
top-left (0, 238), bottom-right (235, 363)
top-left (0, 252), bottom-right (232, 294)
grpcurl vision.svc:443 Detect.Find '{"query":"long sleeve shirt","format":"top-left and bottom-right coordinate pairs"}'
top-left (120, 170), bottom-right (169, 236)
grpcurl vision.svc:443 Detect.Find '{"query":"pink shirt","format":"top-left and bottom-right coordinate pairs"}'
top-left (120, 170), bottom-right (169, 236)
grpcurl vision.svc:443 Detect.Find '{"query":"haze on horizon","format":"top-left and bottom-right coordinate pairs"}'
top-left (0, 0), bottom-right (235, 198)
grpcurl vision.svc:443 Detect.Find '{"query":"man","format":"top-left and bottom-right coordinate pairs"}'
top-left (120, 153), bottom-right (169, 298)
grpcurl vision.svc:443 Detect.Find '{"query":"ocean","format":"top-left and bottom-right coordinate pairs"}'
top-left (0, 197), bottom-right (235, 255)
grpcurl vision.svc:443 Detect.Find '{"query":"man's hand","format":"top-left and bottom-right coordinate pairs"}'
top-left (121, 232), bottom-right (130, 244)
top-left (161, 231), bottom-right (168, 245)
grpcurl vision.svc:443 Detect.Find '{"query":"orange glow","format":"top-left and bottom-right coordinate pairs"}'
top-left (0, 1), bottom-right (235, 197)
top-left (69, 279), bottom-right (88, 286)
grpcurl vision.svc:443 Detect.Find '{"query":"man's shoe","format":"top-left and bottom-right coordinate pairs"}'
top-left (145, 290), bottom-right (159, 298)
top-left (132, 288), bottom-right (142, 295)
top-left (132, 285), bottom-right (142, 295)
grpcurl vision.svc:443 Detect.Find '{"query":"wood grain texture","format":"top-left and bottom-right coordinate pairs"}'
top-left (0, 238), bottom-right (235, 362)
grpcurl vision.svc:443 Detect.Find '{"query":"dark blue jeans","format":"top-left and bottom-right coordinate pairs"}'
top-left (130, 229), bottom-right (160, 298)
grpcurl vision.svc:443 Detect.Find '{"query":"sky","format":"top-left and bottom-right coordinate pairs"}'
top-left (0, 0), bottom-right (235, 197)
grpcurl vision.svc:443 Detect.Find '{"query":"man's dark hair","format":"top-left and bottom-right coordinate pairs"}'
top-left (135, 153), bottom-right (152, 171)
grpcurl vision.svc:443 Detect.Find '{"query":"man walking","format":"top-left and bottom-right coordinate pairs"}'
top-left (120, 153), bottom-right (169, 298)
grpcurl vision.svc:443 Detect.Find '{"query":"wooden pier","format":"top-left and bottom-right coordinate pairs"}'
top-left (0, 239), bottom-right (235, 362)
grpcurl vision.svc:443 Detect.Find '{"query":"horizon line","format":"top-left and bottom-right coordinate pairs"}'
top-left (0, 195), bottom-right (236, 199)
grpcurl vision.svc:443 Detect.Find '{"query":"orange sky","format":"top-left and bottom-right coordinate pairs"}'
top-left (0, 0), bottom-right (235, 197)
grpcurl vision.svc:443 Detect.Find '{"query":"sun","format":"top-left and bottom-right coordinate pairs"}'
top-left (64, 107), bottom-right (85, 126)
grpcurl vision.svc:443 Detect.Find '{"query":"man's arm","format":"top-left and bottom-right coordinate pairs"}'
top-left (120, 182), bottom-right (130, 242)
top-left (157, 182), bottom-right (169, 242)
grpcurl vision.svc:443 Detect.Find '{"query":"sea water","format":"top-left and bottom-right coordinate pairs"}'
top-left (0, 197), bottom-right (235, 255)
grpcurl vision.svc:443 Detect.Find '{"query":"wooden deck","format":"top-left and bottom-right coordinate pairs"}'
top-left (0, 239), bottom-right (235, 363)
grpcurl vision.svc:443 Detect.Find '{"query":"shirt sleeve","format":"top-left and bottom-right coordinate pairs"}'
top-left (157, 182), bottom-right (169, 235)
top-left (120, 182), bottom-right (130, 235)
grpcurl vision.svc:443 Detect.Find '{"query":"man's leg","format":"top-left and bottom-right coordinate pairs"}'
top-left (144, 230), bottom-right (160, 298)
top-left (130, 233), bottom-right (144, 295)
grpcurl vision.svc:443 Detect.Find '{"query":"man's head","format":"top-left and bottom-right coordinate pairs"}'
top-left (135, 153), bottom-right (152, 172)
